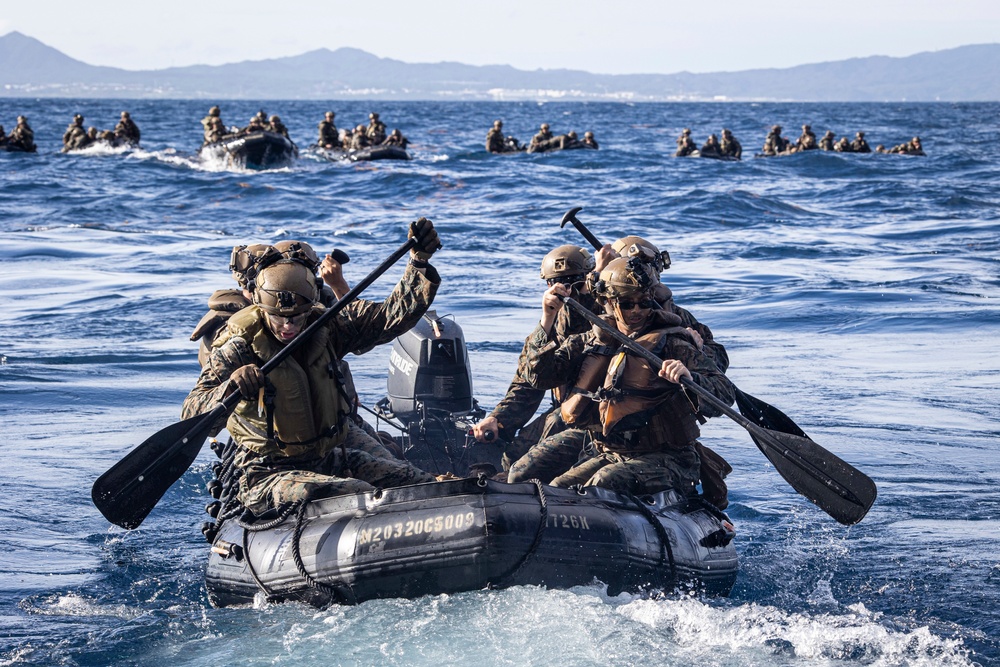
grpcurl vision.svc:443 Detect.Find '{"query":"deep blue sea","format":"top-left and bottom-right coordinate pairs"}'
top-left (1, 99), bottom-right (998, 667)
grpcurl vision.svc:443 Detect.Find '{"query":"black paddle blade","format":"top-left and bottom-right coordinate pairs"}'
top-left (747, 424), bottom-right (877, 526)
top-left (734, 387), bottom-right (807, 438)
top-left (91, 413), bottom-right (213, 530)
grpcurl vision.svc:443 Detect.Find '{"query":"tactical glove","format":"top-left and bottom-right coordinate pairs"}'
top-left (408, 217), bottom-right (441, 262)
top-left (230, 364), bottom-right (265, 399)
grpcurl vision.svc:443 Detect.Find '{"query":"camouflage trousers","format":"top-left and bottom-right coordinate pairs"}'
top-left (236, 420), bottom-right (435, 515)
top-left (508, 428), bottom-right (590, 484)
top-left (550, 443), bottom-right (701, 497)
top-left (500, 406), bottom-right (568, 472)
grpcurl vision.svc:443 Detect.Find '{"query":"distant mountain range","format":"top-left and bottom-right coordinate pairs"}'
top-left (2, 31), bottom-right (998, 101)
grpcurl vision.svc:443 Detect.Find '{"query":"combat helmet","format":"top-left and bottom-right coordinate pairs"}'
top-left (611, 235), bottom-right (671, 273)
top-left (593, 257), bottom-right (658, 302)
top-left (273, 240), bottom-right (321, 272)
top-left (253, 260), bottom-right (319, 317)
top-left (209, 106), bottom-right (220, 117)
top-left (540, 245), bottom-right (595, 283)
top-left (541, 123), bottom-right (550, 131)
top-left (230, 244), bottom-right (281, 289)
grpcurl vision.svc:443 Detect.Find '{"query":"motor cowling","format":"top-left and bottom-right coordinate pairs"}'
top-left (386, 311), bottom-right (474, 424)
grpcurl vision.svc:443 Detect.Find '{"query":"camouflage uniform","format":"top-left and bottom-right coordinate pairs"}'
top-left (674, 131), bottom-right (698, 157)
top-left (796, 126), bottom-right (817, 150)
top-left (491, 290), bottom-right (602, 468)
top-left (851, 132), bottom-right (871, 153)
top-left (62, 118), bottom-right (87, 152)
top-left (318, 116), bottom-right (340, 147)
top-left (114, 115), bottom-right (141, 144)
top-left (762, 127), bottom-right (789, 156)
top-left (384, 129), bottom-right (409, 148)
top-left (720, 130), bottom-right (741, 159)
top-left (268, 117), bottom-right (290, 139)
top-left (182, 262), bottom-right (439, 515)
top-left (523, 310), bottom-right (734, 496)
top-left (818, 131), bottom-right (835, 151)
top-left (486, 126), bottom-right (507, 153)
top-left (366, 117), bottom-right (387, 145)
top-left (700, 135), bottom-right (722, 157)
top-left (528, 125), bottom-right (554, 152)
top-left (350, 127), bottom-right (370, 150)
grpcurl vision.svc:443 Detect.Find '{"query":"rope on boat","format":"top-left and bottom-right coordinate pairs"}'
top-left (625, 492), bottom-right (677, 582)
top-left (290, 497), bottom-right (353, 605)
top-left (490, 477), bottom-right (549, 588)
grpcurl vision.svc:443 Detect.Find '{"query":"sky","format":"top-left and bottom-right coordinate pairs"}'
top-left (3, 0), bottom-right (999, 74)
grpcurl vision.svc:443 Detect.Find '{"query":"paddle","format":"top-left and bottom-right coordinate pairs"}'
top-left (557, 206), bottom-right (810, 442)
top-left (560, 296), bottom-right (877, 525)
top-left (92, 237), bottom-right (419, 529)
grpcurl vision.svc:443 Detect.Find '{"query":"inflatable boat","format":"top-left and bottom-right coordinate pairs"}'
top-left (199, 311), bottom-right (738, 607)
top-left (200, 131), bottom-right (298, 169)
top-left (313, 145), bottom-right (410, 162)
top-left (204, 475), bottom-right (737, 608)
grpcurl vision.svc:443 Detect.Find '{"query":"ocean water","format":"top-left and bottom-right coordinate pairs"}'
top-left (0, 99), bottom-right (998, 667)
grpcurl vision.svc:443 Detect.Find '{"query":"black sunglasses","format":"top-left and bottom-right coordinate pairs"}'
top-left (614, 298), bottom-right (655, 311)
top-left (546, 274), bottom-right (585, 287)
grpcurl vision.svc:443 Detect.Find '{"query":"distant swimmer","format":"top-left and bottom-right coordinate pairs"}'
top-left (114, 111), bottom-right (141, 145)
top-left (366, 112), bottom-right (387, 145)
top-left (318, 111), bottom-right (340, 149)
top-left (851, 131), bottom-right (871, 153)
top-left (62, 114), bottom-right (88, 152)
top-left (796, 124), bottom-right (817, 150)
top-left (674, 128), bottom-right (697, 157)
top-left (720, 128), bottom-right (741, 159)
top-left (583, 131), bottom-right (599, 149)
top-left (818, 130), bottom-right (835, 151)
top-left (761, 125), bottom-right (790, 156)
top-left (384, 128), bottom-right (409, 149)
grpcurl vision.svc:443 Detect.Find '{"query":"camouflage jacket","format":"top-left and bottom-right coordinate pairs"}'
top-left (181, 261), bottom-right (440, 432)
top-left (486, 128), bottom-right (506, 153)
top-left (523, 312), bottom-right (734, 424)
top-left (490, 291), bottom-right (600, 436)
top-left (318, 120), bottom-right (340, 147)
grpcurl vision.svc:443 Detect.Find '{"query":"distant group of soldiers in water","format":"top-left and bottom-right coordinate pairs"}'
top-left (200, 106), bottom-right (409, 152)
top-left (3, 110), bottom-right (926, 159)
top-left (486, 121), bottom-right (599, 154)
top-left (0, 115), bottom-right (37, 152)
top-left (676, 124), bottom-right (925, 159)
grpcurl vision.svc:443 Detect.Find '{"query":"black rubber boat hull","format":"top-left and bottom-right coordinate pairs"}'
top-left (1, 143), bottom-right (36, 153)
top-left (200, 131), bottom-right (298, 169)
top-left (205, 478), bottom-right (737, 608)
top-left (315, 145), bottom-right (410, 162)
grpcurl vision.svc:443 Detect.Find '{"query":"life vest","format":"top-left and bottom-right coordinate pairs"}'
top-left (218, 306), bottom-right (350, 459)
top-left (559, 344), bottom-right (614, 426)
top-left (190, 290), bottom-right (251, 368)
top-left (597, 328), bottom-right (702, 454)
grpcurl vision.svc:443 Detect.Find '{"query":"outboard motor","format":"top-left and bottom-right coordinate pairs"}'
top-left (376, 311), bottom-right (502, 477)
top-left (386, 311), bottom-right (474, 423)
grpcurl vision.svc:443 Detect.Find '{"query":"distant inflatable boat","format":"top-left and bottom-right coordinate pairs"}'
top-left (313, 145), bottom-right (410, 162)
top-left (204, 477), bottom-right (738, 608)
top-left (200, 131), bottom-right (298, 170)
